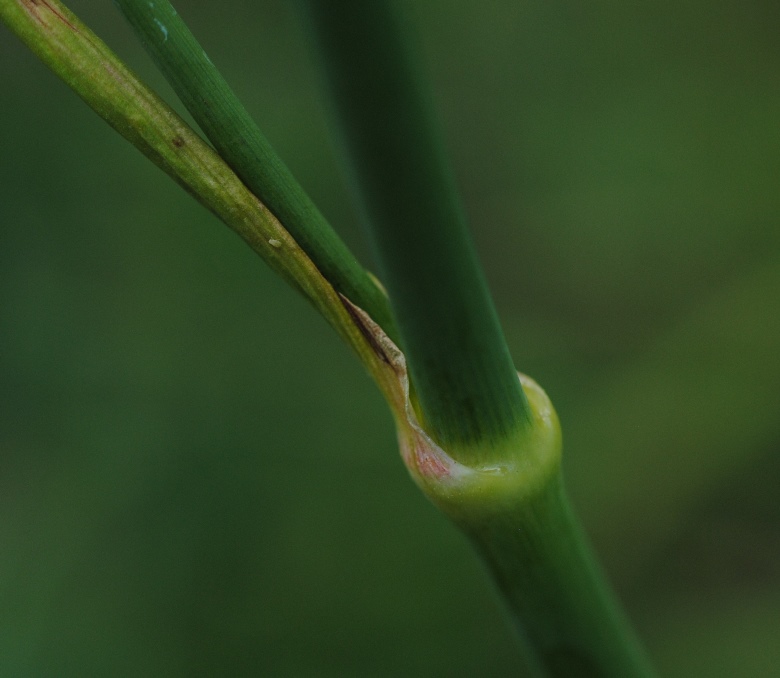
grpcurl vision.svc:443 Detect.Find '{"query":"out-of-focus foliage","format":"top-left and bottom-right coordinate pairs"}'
top-left (1, 1), bottom-right (778, 675)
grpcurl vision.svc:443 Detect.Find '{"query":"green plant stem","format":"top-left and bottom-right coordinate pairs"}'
top-left (2, 3), bottom-right (656, 674)
top-left (0, 0), bottom-right (387, 378)
top-left (390, 365), bottom-right (655, 678)
top-left (299, 0), bottom-right (530, 457)
top-left (113, 0), bottom-right (398, 343)
top-left (301, 4), bottom-right (656, 674)
top-left (465, 476), bottom-right (654, 678)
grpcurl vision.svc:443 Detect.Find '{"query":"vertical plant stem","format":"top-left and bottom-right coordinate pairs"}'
top-left (114, 0), bottom-right (398, 343)
top-left (387, 358), bottom-right (655, 677)
top-left (2, 0), bottom-right (657, 673)
top-left (464, 478), bottom-right (655, 677)
top-left (301, 3), bottom-right (656, 675)
top-left (299, 0), bottom-right (530, 457)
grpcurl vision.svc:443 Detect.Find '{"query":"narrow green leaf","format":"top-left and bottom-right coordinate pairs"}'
top-left (113, 0), bottom-right (398, 343)
top-left (0, 0), bottom-right (388, 379)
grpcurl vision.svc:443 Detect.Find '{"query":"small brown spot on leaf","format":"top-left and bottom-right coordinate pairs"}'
top-left (171, 136), bottom-right (185, 148)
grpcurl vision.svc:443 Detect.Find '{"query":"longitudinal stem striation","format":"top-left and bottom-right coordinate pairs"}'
top-left (300, 0), bottom-right (530, 456)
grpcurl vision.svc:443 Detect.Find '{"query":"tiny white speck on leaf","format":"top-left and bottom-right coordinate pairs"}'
top-left (268, 239), bottom-right (282, 249)
top-left (153, 18), bottom-right (168, 42)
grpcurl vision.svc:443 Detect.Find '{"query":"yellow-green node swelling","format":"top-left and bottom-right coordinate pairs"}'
top-left (341, 299), bottom-right (561, 520)
top-left (346, 301), bottom-right (563, 522)
top-left (398, 373), bottom-right (561, 522)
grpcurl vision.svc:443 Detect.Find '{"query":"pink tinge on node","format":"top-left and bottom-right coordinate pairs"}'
top-left (399, 429), bottom-right (454, 481)
top-left (412, 435), bottom-right (451, 479)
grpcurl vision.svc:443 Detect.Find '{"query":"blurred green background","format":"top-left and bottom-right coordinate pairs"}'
top-left (2, 1), bottom-right (779, 675)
